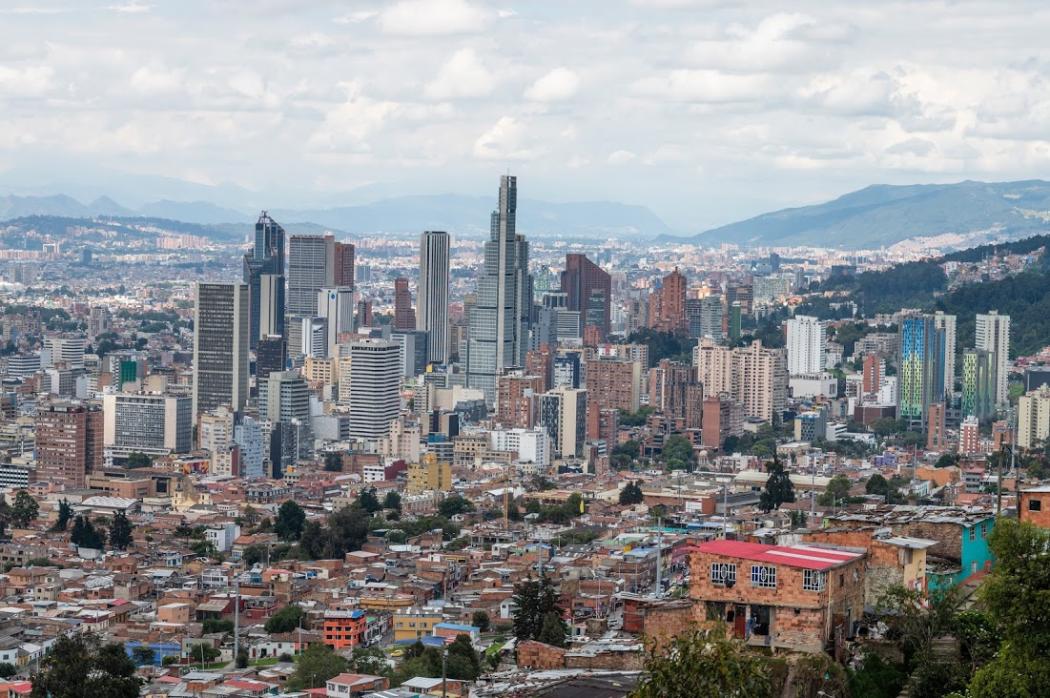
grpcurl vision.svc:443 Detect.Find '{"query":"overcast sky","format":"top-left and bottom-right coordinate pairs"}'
top-left (2, 0), bottom-right (1049, 231)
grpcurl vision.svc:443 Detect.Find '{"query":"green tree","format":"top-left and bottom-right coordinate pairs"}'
top-left (287, 643), bottom-right (348, 690)
top-left (52, 499), bottom-right (73, 532)
top-left (131, 646), bottom-right (155, 666)
top-left (70, 515), bottom-right (105, 549)
top-left (323, 452), bottom-right (343, 472)
top-left (619, 481), bottom-right (644, 505)
top-left (446, 634), bottom-right (481, 681)
top-left (471, 610), bottom-right (491, 633)
top-left (265, 604), bottom-right (305, 634)
top-left (126, 452), bottom-right (152, 469)
top-left (202, 619), bottom-right (234, 635)
top-left (235, 649), bottom-right (249, 669)
top-left (0, 662), bottom-right (16, 678)
top-left (512, 576), bottom-right (567, 647)
top-left (610, 439), bottom-right (640, 470)
top-left (298, 505), bottom-right (371, 560)
top-left (109, 511), bottom-right (133, 550)
top-left (187, 643), bottom-right (220, 666)
top-left (438, 494), bottom-right (475, 518)
top-left (630, 625), bottom-right (773, 698)
top-left (536, 612), bottom-right (568, 647)
top-left (348, 645), bottom-right (388, 676)
top-left (274, 500), bottom-right (306, 541)
top-left (383, 491), bottom-right (402, 513)
top-left (358, 487), bottom-right (382, 513)
top-left (758, 456), bottom-right (795, 512)
top-left (819, 474), bottom-right (853, 506)
top-left (30, 633), bottom-right (141, 698)
top-left (11, 490), bottom-right (39, 528)
top-left (660, 434), bottom-right (697, 471)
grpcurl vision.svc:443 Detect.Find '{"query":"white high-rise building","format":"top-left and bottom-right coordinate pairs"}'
top-left (785, 315), bottom-right (826, 376)
top-left (348, 339), bottom-right (402, 441)
top-left (192, 283), bottom-right (249, 424)
top-left (975, 311), bottom-right (1010, 405)
top-left (234, 416), bottom-right (265, 479)
top-left (933, 311), bottom-right (957, 397)
top-left (317, 287), bottom-right (354, 358)
top-left (42, 335), bottom-right (86, 369)
top-left (539, 387), bottom-right (587, 459)
top-left (102, 392), bottom-right (192, 462)
top-left (418, 230), bottom-right (450, 365)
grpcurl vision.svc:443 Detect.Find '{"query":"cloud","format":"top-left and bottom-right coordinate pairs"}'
top-left (633, 69), bottom-right (771, 103)
top-left (424, 48), bottom-right (495, 100)
top-left (524, 68), bottom-right (580, 102)
top-left (473, 116), bottom-right (537, 160)
top-left (0, 65), bottom-right (55, 97)
top-left (107, 1), bottom-right (152, 13)
top-left (687, 13), bottom-right (852, 73)
top-left (333, 10), bottom-right (378, 25)
top-left (607, 149), bottom-right (637, 164)
top-left (129, 65), bottom-right (184, 94)
top-left (379, 0), bottom-right (491, 36)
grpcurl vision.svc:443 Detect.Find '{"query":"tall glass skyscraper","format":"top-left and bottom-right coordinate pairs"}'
top-left (243, 212), bottom-right (285, 348)
top-left (897, 313), bottom-right (946, 429)
top-left (466, 175), bottom-right (532, 404)
top-left (418, 230), bottom-right (450, 364)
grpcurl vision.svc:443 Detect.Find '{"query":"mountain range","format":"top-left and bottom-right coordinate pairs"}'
top-left (675, 180), bottom-right (1050, 249)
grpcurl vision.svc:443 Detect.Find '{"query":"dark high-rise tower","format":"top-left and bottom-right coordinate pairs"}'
top-left (192, 282), bottom-right (249, 424)
top-left (243, 212), bottom-right (286, 348)
top-left (393, 277), bottom-right (416, 330)
top-left (466, 175), bottom-right (531, 404)
top-left (561, 253), bottom-right (611, 339)
top-left (418, 230), bottom-right (450, 364)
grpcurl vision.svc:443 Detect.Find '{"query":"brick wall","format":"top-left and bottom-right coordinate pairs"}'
top-left (516, 640), bottom-right (566, 670)
top-left (639, 599), bottom-right (695, 650)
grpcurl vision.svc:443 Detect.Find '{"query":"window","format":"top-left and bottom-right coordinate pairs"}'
top-left (803, 569), bottom-right (826, 591)
top-left (710, 562), bottom-right (737, 586)
top-left (981, 522), bottom-right (988, 537)
top-left (750, 565), bottom-right (776, 588)
top-left (1030, 499), bottom-right (1043, 512)
top-left (969, 526), bottom-right (976, 541)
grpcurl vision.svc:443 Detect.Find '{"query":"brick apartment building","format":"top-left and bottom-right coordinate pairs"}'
top-left (690, 540), bottom-right (866, 653)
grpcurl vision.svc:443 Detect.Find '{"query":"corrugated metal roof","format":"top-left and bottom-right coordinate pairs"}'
top-left (695, 539), bottom-right (862, 570)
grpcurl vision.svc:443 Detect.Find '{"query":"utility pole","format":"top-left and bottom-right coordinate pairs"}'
top-left (441, 648), bottom-right (448, 698)
top-left (654, 517), bottom-right (662, 596)
top-left (233, 578), bottom-right (240, 664)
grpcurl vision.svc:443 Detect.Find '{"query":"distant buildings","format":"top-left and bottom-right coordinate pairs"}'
top-left (192, 282), bottom-right (249, 424)
top-left (975, 311), bottom-right (1010, 406)
top-left (35, 401), bottom-right (103, 490)
top-left (417, 230), bottom-right (450, 365)
top-left (897, 313), bottom-right (946, 430)
top-left (561, 253), bottom-right (611, 339)
top-left (648, 268), bottom-right (687, 334)
top-left (786, 315), bottom-right (826, 376)
top-left (348, 339), bottom-right (402, 441)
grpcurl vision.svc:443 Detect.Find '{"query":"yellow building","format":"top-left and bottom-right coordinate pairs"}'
top-left (304, 356), bottom-right (337, 386)
top-left (407, 453), bottom-right (452, 493)
top-left (393, 610), bottom-right (443, 642)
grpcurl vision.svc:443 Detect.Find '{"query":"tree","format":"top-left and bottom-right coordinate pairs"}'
top-left (131, 645), bottom-right (155, 666)
top-left (438, 494), bottom-right (475, 518)
top-left (52, 499), bottom-right (73, 532)
top-left (383, 491), bottom-right (402, 513)
top-left (610, 439), bottom-right (641, 470)
top-left (358, 487), bottom-right (382, 513)
top-left (109, 511), bottom-right (133, 550)
top-left (0, 662), bottom-right (15, 678)
top-left (274, 500), bottom-right (306, 541)
top-left (187, 643), bottom-right (220, 666)
top-left (934, 452), bottom-right (960, 468)
top-left (30, 633), bottom-right (141, 698)
top-left (11, 490), bottom-right (39, 528)
top-left (630, 625), bottom-right (773, 698)
top-left (819, 474), bottom-right (853, 506)
top-left (202, 619), bottom-right (234, 635)
top-left (536, 612), bottom-right (568, 647)
top-left (265, 604), bottom-right (305, 634)
top-left (446, 634), bottom-right (481, 681)
top-left (323, 452), bottom-right (343, 472)
top-left (619, 481), bottom-right (644, 505)
top-left (126, 452), bottom-right (152, 469)
top-left (235, 649), bottom-right (249, 669)
top-left (348, 646), bottom-right (388, 676)
top-left (512, 576), bottom-right (566, 647)
top-left (70, 515), bottom-right (105, 549)
top-left (298, 505), bottom-right (371, 560)
top-left (660, 434), bottom-right (697, 471)
top-left (758, 456), bottom-right (795, 512)
top-left (471, 610), bottom-right (491, 633)
top-left (287, 643), bottom-right (348, 690)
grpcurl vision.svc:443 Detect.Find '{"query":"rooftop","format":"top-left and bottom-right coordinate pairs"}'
top-left (695, 540), bottom-right (864, 571)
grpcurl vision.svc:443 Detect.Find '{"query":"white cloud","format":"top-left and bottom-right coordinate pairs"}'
top-left (129, 65), bottom-right (183, 94)
top-left (524, 68), bottom-right (580, 102)
top-left (607, 149), bottom-right (637, 164)
top-left (687, 13), bottom-right (851, 73)
top-left (333, 10), bottom-right (378, 25)
top-left (379, 0), bottom-right (491, 36)
top-left (633, 69), bottom-right (771, 103)
top-left (0, 65), bottom-right (54, 97)
top-left (473, 116), bottom-right (537, 160)
top-left (424, 48), bottom-right (495, 100)
top-left (107, 2), bottom-right (152, 13)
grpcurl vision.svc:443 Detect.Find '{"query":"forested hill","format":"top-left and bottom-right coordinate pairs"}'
top-left (808, 234), bottom-right (1050, 358)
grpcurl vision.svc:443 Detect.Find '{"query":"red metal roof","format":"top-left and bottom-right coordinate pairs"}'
top-left (695, 540), bottom-right (862, 571)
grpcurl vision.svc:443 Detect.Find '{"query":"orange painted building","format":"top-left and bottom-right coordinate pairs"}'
top-left (322, 610), bottom-right (367, 650)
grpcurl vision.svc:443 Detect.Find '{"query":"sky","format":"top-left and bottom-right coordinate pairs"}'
top-left (2, 0), bottom-right (1050, 231)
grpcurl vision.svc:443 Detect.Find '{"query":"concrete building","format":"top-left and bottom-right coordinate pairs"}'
top-left (348, 339), bottom-right (402, 441)
top-left (1017, 385), bottom-right (1050, 449)
top-left (406, 453), bottom-right (452, 493)
top-left (933, 311), bottom-right (957, 395)
top-left (648, 268), bottom-right (687, 334)
top-left (191, 282), bottom-right (249, 424)
top-left (417, 230), bottom-right (450, 364)
top-left (975, 311), bottom-right (1010, 406)
top-left (393, 277), bottom-right (416, 331)
top-left (561, 253), bottom-right (611, 338)
top-left (786, 315), bottom-right (826, 376)
top-left (496, 373), bottom-right (544, 428)
top-left (539, 387), bottom-right (587, 459)
top-left (317, 287), bottom-right (354, 358)
top-left (584, 357), bottom-right (642, 414)
top-left (102, 392), bottom-right (191, 461)
top-left (35, 401), bottom-right (103, 490)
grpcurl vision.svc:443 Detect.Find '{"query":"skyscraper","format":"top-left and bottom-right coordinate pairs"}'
top-left (243, 212), bottom-right (286, 348)
top-left (317, 287), bottom-right (354, 357)
top-left (898, 313), bottom-right (946, 429)
top-left (192, 283), bottom-right (249, 424)
top-left (35, 401), bottom-right (103, 490)
top-left (393, 277), bottom-right (416, 330)
top-left (348, 338), bottom-right (402, 440)
top-left (102, 392), bottom-right (192, 461)
top-left (467, 175), bottom-right (531, 404)
top-left (561, 253), bottom-right (611, 338)
top-left (786, 315), bottom-right (826, 375)
top-left (961, 348), bottom-right (996, 420)
top-left (699, 295), bottom-right (725, 343)
top-left (417, 230), bottom-right (450, 364)
top-left (933, 311), bottom-right (957, 397)
top-left (264, 370), bottom-right (313, 459)
top-left (648, 268), bottom-right (687, 334)
top-left (333, 241), bottom-right (355, 289)
top-left (975, 310), bottom-right (1010, 405)
top-left (287, 234), bottom-right (335, 347)
top-left (539, 387), bottom-right (587, 458)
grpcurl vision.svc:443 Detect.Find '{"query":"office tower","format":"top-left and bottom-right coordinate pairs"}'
top-left (356, 299), bottom-right (374, 329)
top-left (287, 234), bottom-right (335, 352)
top-left (192, 283), bottom-right (249, 424)
top-left (317, 287), bottom-right (354, 357)
top-left (926, 402), bottom-right (947, 450)
top-left (898, 313), bottom-right (946, 429)
top-left (525, 345), bottom-right (554, 392)
top-left (88, 306), bottom-right (111, 338)
top-left (933, 311), bottom-right (957, 396)
top-left (584, 357), bottom-right (642, 413)
top-left (466, 175), bottom-right (531, 404)
top-left (42, 335), bottom-right (85, 369)
top-left (244, 212), bottom-right (286, 348)
top-left (553, 353), bottom-right (581, 389)
top-left (648, 268), bottom-right (687, 334)
top-left (862, 355), bottom-right (885, 396)
top-left (648, 359), bottom-right (696, 421)
top-left (786, 315), bottom-right (826, 375)
top-left (728, 302), bottom-right (742, 342)
top-left (497, 372), bottom-right (544, 428)
top-left (685, 298), bottom-right (703, 339)
top-left (102, 392), bottom-right (191, 461)
top-left (975, 310), bottom-right (1010, 405)
top-left (727, 282), bottom-right (753, 315)
top-left (699, 295), bottom-right (725, 343)
top-left (1017, 385), bottom-right (1050, 448)
top-left (333, 241), bottom-right (355, 289)
top-left (264, 370), bottom-right (312, 459)
top-left (702, 395), bottom-right (734, 450)
top-left (961, 348), bottom-right (997, 419)
top-left (392, 329), bottom-right (429, 378)
top-left (256, 335), bottom-right (286, 385)
top-left (6, 353), bottom-right (40, 378)
top-left (959, 415), bottom-right (980, 454)
top-left (35, 401), bottom-right (103, 490)
top-left (348, 339), bottom-right (402, 440)
top-left (198, 405), bottom-right (235, 456)
top-left (298, 316), bottom-right (327, 358)
top-left (234, 416), bottom-right (264, 479)
top-left (417, 230), bottom-right (450, 364)
top-left (561, 253), bottom-right (611, 338)
top-left (393, 277), bottom-right (416, 330)
top-left (733, 340), bottom-right (788, 424)
top-left (539, 387), bottom-right (587, 458)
